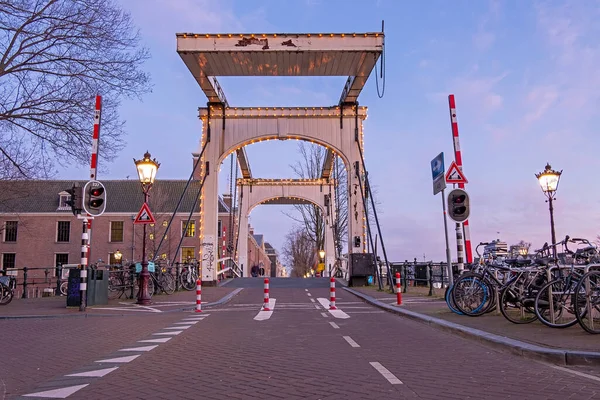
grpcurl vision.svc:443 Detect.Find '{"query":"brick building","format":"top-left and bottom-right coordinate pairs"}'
top-left (0, 179), bottom-right (279, 284)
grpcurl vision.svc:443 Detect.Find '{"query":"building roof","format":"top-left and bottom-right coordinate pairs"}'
top-left (0, 179), bottom-right (230, 214)
top-left (253, 234), bottom-right (264, 247)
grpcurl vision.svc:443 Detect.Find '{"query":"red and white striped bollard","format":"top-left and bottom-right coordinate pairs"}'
top-left (329, 277), bottom-right (337, 310)
top-left (263, 278), bottom-right (270, 311)
top-left (395, 272), bottom-right (402, 305)
top-left (195, 279), bottom-right (202, 312)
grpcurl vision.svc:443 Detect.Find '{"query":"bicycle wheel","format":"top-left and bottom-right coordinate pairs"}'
top-left (159, 273), bottom-right (176, 295)
top-left (452, 273), bottom-right (493, 316)
top-left (0, 284), bottom-right (13, 305)
top-left (499, 286), bottom-right (537, 324)
top-left (534, 278), bottom-right (580, 328)
top-left (60, 281), bottom-right (68, 296)
top-left (574, 270), bottom-right (600, 334)
top-left (445, 284), bottom-right (463, 315)
top-left (180, 269), bottom-right (197, 291)
top-left (108, 274), bottom-right (124, 300)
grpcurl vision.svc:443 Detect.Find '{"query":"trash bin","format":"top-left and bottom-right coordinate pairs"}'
top-left (66, 268), bottom-right (82, 307)
top-left (87, 268), bottom-right (108, 306)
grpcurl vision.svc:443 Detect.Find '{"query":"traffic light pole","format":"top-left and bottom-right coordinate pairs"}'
top-left (79, 217), bottom-right (89, 312)
top-left (441, 189), bottom-right (454, 286)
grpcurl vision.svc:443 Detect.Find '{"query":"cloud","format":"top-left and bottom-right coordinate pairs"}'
top-left (522, 85), bottom-right (559, 124)
top-left (472, 0), bottom-right (501, 51)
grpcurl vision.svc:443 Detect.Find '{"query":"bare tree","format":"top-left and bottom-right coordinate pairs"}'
top-left (0, 0), bottom-right (151, 178)
top-left (285, 142), bottom-right (348, 258)
top-left (281, 225), bottom-right (316, 278)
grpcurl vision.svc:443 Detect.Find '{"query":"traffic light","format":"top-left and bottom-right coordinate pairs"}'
top-left (353, 235), bottom-right (361, 248)
top-left (82, 180), bottom-right (106, 216)
top-left (447, 188), bottom-right (470, 223)
top-left (65, 184), bottom-right (83, 216)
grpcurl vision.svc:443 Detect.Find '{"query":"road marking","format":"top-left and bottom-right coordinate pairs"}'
top-left (119, 345), bottom-right (158, 352)
top-left (254, 298), bottom-right (276, 321)
top-left (139, 338), bottom-right (171, 343)
top-left (321, 312), bottom-right (329, 318)
top-left (329, 322), bottom-right (340, 329)
top-left (551, 365), bottom-right (600, 383)
top-left (174, 321), bottom-right (198, 325)
top-left (66, 367), bottom-right (118, 378)
top-left (182, 317), bottom-right (205, 321)
top-left (23, 384), bottom-right (89, 398)
top-left (153, 331), bottom-right (182, 336)
top-left (343, 336), bottom-right (360, 348)
top-left (95, 355), bottom-right (140, 363)
top-left (370, 362), bottom-right (403, 384)
top-left (307, 293), bottom-right (312, 296)
top-left (165, 325), bottom-right (191, 330)
top-left (309, 298), bottom-right (316, 303)
top-left (305, 289), bottom-right (308, 291)
top-left (317, 298), bottom-right (350, 319)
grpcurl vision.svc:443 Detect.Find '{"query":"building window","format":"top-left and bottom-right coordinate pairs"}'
top-left (4, 221), bottom-right (18, 242)
top-left (2, 253), bottom-right (16, 271)
top-left (57, 221), bottom-right (70, 242)
top-left (182, 220), bottom-right (195, 237)
top-left (181, 247), bottom-right (195, 262)
top-left (59, 194), bottom-right (70, 209)
top-left (109, 252), bottom-right (119, 265)
top-left (110, 221), bottom-right (124, 242)
top-left (55, 253), bottom-right (69, 277)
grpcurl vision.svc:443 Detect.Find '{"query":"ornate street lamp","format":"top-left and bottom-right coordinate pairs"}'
top-left (114, 249), bottom-right (122, 265)
top-left (134, 151), bottom-right (160, 305)
top-left (318, 249), bottom-right (325, 261)
top-left (535, 163), bottom-right (562, 258)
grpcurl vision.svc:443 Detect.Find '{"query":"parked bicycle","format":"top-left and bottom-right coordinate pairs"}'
top-left (0, 275), bottom-right (17, 305)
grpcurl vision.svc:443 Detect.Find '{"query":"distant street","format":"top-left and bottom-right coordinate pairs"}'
top-left (3, 278), bottom-right (600, 399)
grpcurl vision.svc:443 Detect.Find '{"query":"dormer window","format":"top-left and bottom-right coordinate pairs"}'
top-left (57, 191), bottom-right (71, 211)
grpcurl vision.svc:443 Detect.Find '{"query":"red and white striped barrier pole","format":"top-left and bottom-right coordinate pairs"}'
top-left (263, 278), bottom-right (270, 311)
top-left (329, 277), bottom-right (337, 310)
top-left (195, 279), bottom-right (202, 312)
top-left (395, 272), bottom-right (402, 305)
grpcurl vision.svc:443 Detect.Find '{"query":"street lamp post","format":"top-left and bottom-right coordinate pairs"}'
top-left (134, 151), bottom-right (160, 305)
top-left (535, 163), bottom-right (562, 259)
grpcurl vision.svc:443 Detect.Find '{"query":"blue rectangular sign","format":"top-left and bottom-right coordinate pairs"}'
top-left (431, 152), bottom-right (445, 181)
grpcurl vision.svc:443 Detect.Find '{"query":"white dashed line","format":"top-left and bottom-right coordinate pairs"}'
top-left (314, 304), bottom-right (320, 309)
top-left (307, 293), bottom-right (312, 296)
top-left (23, 384), bottom-right (89, 398)
top-left (95, 355), bottom-right (140, 363)
top-left (165, 325), bottom-right (191, 330)
top-left (119, 345), bottom-right (158, 352)
top-left (139, 338), bottom-right (171, 343)
top-left (343, 336), bottom-right (360, 348)
top-left (321, 312), bottom-right (329, 318)
top-left (310, 298), bottom-right (316, 303)
top-left (370, 362), bottom-right (403, 384)
top-left (153, 331), bottom-right (182, 336)
top-left (66, 367), bottom-right (118, 378)
top-left (175, 321), bottom-right (199, 325)
top-left (305, 289), bottom-right (308, 291)
top-left (329, 322), bottom-right (340, 329)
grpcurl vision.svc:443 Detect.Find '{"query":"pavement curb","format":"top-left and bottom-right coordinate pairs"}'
top-left (343, 286), bottom-right (600, 367)
top-left (0, 288), bottom-right (244, 320)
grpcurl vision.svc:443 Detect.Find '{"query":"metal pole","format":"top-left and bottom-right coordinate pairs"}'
top-left (441, 188), bottom-right (454, 285)
top-left (79, 218), bottom-right (88, 311)
top-left (456, 224), bottom-right (465, 272)
top-left (137, 191), bottom-right (151, 305)
top-left (548, 196), bottom-right (557, 259)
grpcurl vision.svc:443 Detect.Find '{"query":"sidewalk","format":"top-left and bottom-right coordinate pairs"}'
top-left (344, 283), bottom-right (600, 366)
top-left (0, 285), bottom-right (240, 318)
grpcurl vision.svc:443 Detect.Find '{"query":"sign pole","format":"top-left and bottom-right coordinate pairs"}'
top-left (441, 188), bottom-right (453, 286)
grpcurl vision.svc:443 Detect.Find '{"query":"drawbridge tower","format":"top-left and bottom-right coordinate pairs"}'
top-left (177, 32), bottom-right (384, 283)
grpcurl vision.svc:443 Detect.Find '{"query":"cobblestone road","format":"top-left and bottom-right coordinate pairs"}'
top-left (5, 278), bottom-right (600, 399)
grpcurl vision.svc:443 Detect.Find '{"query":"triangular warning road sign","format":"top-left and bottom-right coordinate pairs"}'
top-left (134, 202), bottom-right (156, 224)
top-left (445, 161), bottom-right (468, 184)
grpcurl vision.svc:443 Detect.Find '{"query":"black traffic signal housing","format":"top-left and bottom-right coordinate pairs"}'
top-left (83, 180), bottom-right (106, 216)
top-left (447, 188), bottom-right (470, 223)
top-left (353, 235), bottom-right (361, 248)
top-left (65, 184), bottom-right (83, 216)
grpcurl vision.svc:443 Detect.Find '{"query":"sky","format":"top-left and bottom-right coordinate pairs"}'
top-left (58, 0), bottom-right (600, 262)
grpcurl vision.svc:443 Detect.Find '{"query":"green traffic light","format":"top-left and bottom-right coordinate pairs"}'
top-left (90, 199), bottom-right (104, 208)
top-left (453, 206), bottom-right (466, 214)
